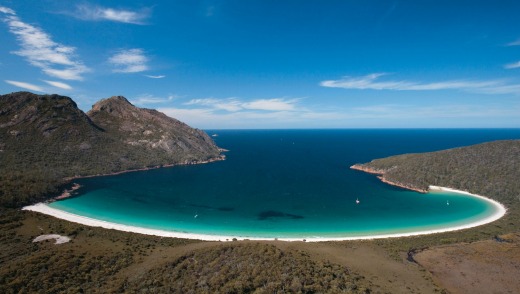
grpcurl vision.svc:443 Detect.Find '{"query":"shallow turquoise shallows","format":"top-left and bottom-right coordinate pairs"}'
top-left (49, 129), bottom-right (519, 239)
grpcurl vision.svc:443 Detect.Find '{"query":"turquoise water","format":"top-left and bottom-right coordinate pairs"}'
top-left (49, 129), bottom-right (519, 239)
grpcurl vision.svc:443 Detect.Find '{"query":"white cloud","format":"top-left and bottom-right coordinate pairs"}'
top-left (185, 97), bottom-right (300, 112)
top-left (5, 80), bottom-right (44, 92)
top-left (144, 75), bottom-right (165, 79)
top-left (0, 8), bottom-right (89, 80)
top-left (159, 107), bottom-right (336, 129)
top-left (130, 94), bottom-right (175, 105)
top-left (504, 61), bottom-right (520, 69)
top-left (109, 49), bottom-right (149, 73)
top-left (320, 73), bottom-right (520, 95)
top-left (73, 4), bottom-right (151, 25)
top-left (242, 98), bottom-right (298, 111)
top-left (185, 98), bottom-right (243, 112)
top-left (43, 80), bottom-right (72, 90)
top-left (0, 6), bottom-right (15, 15)
top-left (160, 96), bottom-right (338, 128)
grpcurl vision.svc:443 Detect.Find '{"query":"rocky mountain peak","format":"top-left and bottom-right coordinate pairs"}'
top-left (0, 92), bottom-right (97, 138)
top-left (89, 95), bottom-right (134, 114)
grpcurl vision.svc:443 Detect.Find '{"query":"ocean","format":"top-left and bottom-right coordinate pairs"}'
top-left (49, 129), bottom-right (520, 239)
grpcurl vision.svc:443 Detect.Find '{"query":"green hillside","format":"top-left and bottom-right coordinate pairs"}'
top-left (352, 140), bottom-right (520, 206)
top-left (0, 92), bottom-right (222, 207)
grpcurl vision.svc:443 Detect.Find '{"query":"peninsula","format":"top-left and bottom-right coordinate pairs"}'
top-left (350, 139), bottom-right (520, 206)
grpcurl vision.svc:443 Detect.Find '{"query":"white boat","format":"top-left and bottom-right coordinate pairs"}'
top-left (356, 198), bottom-right (360, 204)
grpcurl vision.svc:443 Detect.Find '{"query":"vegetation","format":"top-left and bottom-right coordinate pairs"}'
top-left (353, 140), bottom-right (520, 258)
top-left (355, 140), bottom-right (520, 205)
top-left (0, 209), bottom-right (199, 293)
top-left (123, 243), bottom-right (369, 293)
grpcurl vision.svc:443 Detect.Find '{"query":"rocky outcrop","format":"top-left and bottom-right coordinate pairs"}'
top-left (350, 164), bottom-right (428, 193)
top-left (0, 92), bottom-right (101, 139)
top-left (88, 95), bottom-right (221, 162)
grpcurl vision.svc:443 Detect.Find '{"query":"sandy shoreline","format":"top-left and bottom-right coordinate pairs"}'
top-left (22, 186), bottom-right (506, 242)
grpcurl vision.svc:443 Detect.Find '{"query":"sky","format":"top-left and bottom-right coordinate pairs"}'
top-left (0, 0), bottom-right (519, 129)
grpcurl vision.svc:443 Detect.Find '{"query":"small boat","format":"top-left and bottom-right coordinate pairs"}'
top-left (356, 198), bottom-right (360, 204)
top-left (194, 214), bottom-right (198, 218)
top-left (212, 134), bottom-right (218, 137)
top-left (446, 200), bottom-right (449, 206)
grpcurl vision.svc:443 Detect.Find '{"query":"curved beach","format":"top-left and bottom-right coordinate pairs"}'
top-left (22, 186), bottom-right (507, 242)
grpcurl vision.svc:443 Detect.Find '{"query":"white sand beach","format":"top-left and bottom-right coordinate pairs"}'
top-left (22, 186), bottom-right (507, 242)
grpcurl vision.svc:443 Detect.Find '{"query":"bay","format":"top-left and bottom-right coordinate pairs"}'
top-left (49, 129), bottom-right (520, 239)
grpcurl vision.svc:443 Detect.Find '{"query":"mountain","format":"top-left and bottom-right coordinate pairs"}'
top-left (88, 95), bottom-right (220, 163)
top-left (351, 140), bottom-right (520, 205)
top-left (0, 92), bottom-right (223, 207)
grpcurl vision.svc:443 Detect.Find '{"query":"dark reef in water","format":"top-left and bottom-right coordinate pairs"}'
top-left (257, 210), bottom-right (304, 220)
top-left (188, 203), bottom-right (235, 212)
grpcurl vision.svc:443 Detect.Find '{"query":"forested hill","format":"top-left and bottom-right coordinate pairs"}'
top-left (352, 140), bottom-right (520, 206)
top-left (0, 92), bottom-right (222, 207)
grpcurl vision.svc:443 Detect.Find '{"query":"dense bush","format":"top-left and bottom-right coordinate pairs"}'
top-left (123, 243), bottom-right (369, 293)
top-left (357, 140), bottom-right (520, 206)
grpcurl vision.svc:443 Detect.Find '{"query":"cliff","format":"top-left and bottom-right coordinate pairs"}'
top-left (0, 92), bottom-right (223, 207)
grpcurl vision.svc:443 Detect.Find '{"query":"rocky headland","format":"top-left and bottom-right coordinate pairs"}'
top-left (0, 91), bottom-right (224, 206)
top-left (350, 140), bottom-right (520, 205)
top-left (350, 164), bottom-right (428, 193)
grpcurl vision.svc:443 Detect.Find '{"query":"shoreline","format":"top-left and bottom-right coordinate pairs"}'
top-left (350, 164), bottom-right (428, 193)
top-left (64, 154), bottom-right (226, 181)
top-left (22, 186), bottom-right (507, 242)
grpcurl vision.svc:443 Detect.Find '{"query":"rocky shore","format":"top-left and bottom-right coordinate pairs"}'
top-left (65, 154), bottom-right (226, 181)
top-left (350, 164), bottom-right (428, 193)
top-left (54, 183), bottom-right (82, 201)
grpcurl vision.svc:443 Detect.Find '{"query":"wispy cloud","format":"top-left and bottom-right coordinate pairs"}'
top-left (504, 61), bottom-right (520, 69)
top-left (144, 75), bottom-right (165, 79)
top-left (507, 39), bottom-right (520, 46)
top-left (0, 6), bottom-right (15, 15)
top-left (185, 97), bottom-right (300, 112)
top-left (71, 4), bottom-right (151, 25)
top-left (0, 7), bottom-right (89, 80)
top-left (159, 107), bottom-right (343, 129)
top-left (5, 80), bottom-right (44, 92)
top-left (243, 98), bottom-right (298, 111)
top-left (351, 103), bottom-right (520, 120)
top-left (43, 80), bottom-right (72, 90)
top-left (159, 97), bottom-right (339, 128)
top-left (130, 94), bottom-right (175, 105)
top-left (185, 98), bottom-right (243, 112)
top-left (320, 73), bottom-right (520, 95)
top-left (108, 49), bottom-right (149, 73)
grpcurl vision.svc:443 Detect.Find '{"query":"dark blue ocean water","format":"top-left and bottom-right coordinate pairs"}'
top-left (50, 129), bottom-right (520, 239)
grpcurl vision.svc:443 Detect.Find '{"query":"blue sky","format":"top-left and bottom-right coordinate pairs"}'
top-left (1, 0), bottom-right (519, 129)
